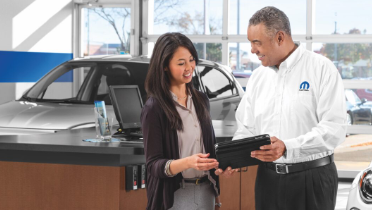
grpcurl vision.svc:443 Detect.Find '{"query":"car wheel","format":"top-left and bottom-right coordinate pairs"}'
top-left (347, 112), bottom-right (353, 125)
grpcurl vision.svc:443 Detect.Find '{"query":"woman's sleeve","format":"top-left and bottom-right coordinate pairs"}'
top-left (141, 102), bottom-right (171, 179)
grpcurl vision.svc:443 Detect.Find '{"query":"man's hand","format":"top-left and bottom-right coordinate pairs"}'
top-left (251, 136), bottom-right (286, 162)
top-left (215, 166), bottom-right (239, 178)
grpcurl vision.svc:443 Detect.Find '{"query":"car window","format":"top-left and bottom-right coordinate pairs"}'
top-left (41, 70), bottom-right (75, 100)
top-left (198, 66), bottom-right (237, 99)
top-left (25, 62), bottom-right (149, 105)
top-left (192, 70), bottom-right (201, 91)
top-left (96, 63), bottom-right (149, 105)
top-left (26, 63), bottom-right (94, 102)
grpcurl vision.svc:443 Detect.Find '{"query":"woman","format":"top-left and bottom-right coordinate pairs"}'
top-left (141, 32), bottom-right (221, 210)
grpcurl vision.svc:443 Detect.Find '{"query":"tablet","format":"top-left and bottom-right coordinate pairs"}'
top-left (215, 134), bottom-right (271, 170)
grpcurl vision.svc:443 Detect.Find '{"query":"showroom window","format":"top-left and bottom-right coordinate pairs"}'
top-left (314, 0), bottom-right (372, 35)
top-left (194, 43), bottom-right (222, 63)
top-left (229, 0), bottom-right (306, 35)
top-left (313, 43), bottom-right (372, 79)
top-left (152, 0), bottom-right (223, 35)
top-left (142, 0), bottom-right (372, 176)
top-left (147, 42), bottom-right (222, 63)
top-left (81, 6), bottom-right (131, 56)
top-left (228, 43), bottom-right (260, 71)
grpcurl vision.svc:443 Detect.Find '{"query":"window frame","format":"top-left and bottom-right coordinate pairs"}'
top-left (73, 1), bottom-right (139, 96)
top-left (143, 0), bottom-right (372, 134)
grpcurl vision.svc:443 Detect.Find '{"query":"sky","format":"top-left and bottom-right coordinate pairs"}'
top-left (153, 0), bottom-right (372, 35)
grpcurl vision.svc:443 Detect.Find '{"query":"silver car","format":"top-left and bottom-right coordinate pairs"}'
top-left (347, 161), bottom-right (372, 209)
top-left (0, 55), bottom-right (244, 140)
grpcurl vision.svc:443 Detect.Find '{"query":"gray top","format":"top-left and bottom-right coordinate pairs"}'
top-left (170, 91), bottom-right (206, 178)
top-left (0, 127), bottom-right (145, 167)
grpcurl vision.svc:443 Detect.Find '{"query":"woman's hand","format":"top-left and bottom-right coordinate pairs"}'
top-left (214, 166), bottom-right (238, 178)
top-left (187, 153), bottom-right (219, 171)
top-left (169, 153), bottom-right (218, 175)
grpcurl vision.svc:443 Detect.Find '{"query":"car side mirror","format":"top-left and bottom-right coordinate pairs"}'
top-left (361, 98), bottom-right (367, 104)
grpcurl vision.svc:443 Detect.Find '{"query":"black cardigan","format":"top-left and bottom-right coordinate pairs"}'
top-left (140, 91), bottom-right (220, 210)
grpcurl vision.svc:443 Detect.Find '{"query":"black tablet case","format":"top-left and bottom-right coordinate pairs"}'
top-left (215, 134), bottom-right (271, 170)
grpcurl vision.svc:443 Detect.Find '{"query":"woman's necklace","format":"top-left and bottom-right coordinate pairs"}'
top-left (178, 95), bottom-right (187, 100)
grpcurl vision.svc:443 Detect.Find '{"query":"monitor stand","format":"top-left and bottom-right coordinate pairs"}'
top-left (112, 128), bottom-right (142, 140)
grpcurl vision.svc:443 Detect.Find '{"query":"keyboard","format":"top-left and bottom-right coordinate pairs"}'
top-left (112, 131), bottom-right (142, 139)
top-left (129, 131), bottom-right (143, 137)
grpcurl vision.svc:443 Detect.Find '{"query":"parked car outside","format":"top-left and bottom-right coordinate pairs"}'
top-left (232, 70), bottom-right (252, 91)
top-left (346, 160), bottom-right (372, 209)
top-left (0, 55), bottom-right (244, 141)
top-left (345, 89), bottom-right (372, 125)
top-left (356, 89), bottom-right (372, 101)
top-left (232, 70), bottom-right (252, 79)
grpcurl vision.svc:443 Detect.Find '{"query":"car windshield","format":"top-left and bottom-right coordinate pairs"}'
top-left (24, 61), bottom-right (149, 105)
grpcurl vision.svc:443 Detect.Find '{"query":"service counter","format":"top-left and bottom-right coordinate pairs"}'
top-left (0, 128), bottom-right (147, 210)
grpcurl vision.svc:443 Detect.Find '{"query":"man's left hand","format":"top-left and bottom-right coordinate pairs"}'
top-left (251, 136), bottom-right (286, 162)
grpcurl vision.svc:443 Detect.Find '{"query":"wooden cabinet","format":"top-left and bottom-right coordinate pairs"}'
top-left (0, 161), bottom-right (147, 210)
top-left (219, 170), bottom-right (241, 209)
top-left (0, 159), bottom-right (258, 210)
top-left (219, 166), bottom-right (258, 210)
top-left (241, 166), bottom-right (258, 210)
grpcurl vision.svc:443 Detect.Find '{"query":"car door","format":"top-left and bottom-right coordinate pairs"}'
top-left (196, 65), bottom-right (240, 141)
top-left (345, 89), bottom-right (371, 124)
top-left (358, 102), bottom-right (372, 124)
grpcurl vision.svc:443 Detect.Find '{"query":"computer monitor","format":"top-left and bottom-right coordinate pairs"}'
top-left (109, 85), bottom-right (143, 130)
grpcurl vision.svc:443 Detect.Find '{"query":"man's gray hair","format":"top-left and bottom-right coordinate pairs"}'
top-left (249, 6), bottom-right (291, 37)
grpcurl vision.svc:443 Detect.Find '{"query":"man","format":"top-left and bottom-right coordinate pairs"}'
top-left (233, 6), bottom-right (347, 210)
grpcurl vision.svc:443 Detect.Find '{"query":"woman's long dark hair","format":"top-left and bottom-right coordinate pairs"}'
top-left (145, 32), bottom-right (211, 131)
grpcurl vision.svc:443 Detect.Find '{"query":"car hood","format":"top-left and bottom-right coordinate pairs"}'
top-left (0, 101), bottom-right (113, 130)
top-left (363, 101), bottom-right (372, 107)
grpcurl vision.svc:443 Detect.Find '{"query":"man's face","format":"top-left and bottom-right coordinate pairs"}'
top-left (247, 23), bottom-right (281, 67)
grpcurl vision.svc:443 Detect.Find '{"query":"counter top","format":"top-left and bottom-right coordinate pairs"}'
top-left (0, 128), bottom-right (145, 166)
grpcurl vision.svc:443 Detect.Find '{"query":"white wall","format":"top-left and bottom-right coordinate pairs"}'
top-left (0, 0), bottom-right (73, 104)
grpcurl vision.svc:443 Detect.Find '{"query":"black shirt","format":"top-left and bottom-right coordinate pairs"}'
top-left (141, 91), bottom-right (220, 210)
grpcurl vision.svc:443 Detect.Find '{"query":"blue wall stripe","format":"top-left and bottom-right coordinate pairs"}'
top-left (0, 51), bottom-right (73, 82)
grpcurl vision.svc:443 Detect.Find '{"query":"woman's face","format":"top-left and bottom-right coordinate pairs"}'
top-left (167, 46), bottom-right (195, 86)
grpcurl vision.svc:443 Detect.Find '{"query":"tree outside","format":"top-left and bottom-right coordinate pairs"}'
top-left (88, 8), bottom-right (131, 55)
top-left (194, 43), bottom-right (222, 63)
top-left (318, 28), bottom-right (372, 79)
top-left (154, 0), bottom-right (223, 63)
